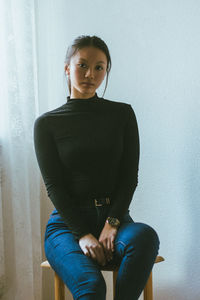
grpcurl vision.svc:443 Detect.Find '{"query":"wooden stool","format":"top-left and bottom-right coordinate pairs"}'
top-left (41, 255), bottom-right (164, 300)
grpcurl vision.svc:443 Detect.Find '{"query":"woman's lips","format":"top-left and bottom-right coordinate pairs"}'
top-left (81, 82), bottom-right (95, 87)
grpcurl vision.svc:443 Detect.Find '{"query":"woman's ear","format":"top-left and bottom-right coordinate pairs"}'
top-left (65, 64), bottom-right (70, 76)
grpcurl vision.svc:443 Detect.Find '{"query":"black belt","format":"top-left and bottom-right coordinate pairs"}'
top-left (75, 196), bottom-right (111, 207)
top-left (94, 197), bottom-right (111, 206)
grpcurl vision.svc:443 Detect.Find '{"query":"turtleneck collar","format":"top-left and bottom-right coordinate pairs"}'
top-left (67, 93), bottom-right (99, 103)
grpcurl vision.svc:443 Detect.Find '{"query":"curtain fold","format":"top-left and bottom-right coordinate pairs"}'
top-left (0, 1), bottom-right (42, 299)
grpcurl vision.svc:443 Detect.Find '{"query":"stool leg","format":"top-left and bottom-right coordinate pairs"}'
top-left (113, 270), bottom-right (118, 299)
top-left (143, 271), bottom-right (153, 300)
top-left (54, 272), bottom-right (65, 300)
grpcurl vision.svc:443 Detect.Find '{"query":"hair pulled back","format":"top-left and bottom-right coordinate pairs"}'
top-left (64, 35), bottom-right (111, 97)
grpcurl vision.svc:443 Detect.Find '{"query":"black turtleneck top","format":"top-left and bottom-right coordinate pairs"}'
top-left (33, 93), bottom-right (139, 240)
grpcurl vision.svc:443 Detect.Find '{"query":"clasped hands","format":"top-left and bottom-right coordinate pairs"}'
top-left (79, 222), bottom-right (118, 266)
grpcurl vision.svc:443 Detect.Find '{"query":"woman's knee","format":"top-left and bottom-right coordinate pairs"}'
top-left (133, 223), bottom-right (160, 253)
top-left (115, 222), bottom-right (159, 260)
top-left (119, 222), bottom-right (159, 252)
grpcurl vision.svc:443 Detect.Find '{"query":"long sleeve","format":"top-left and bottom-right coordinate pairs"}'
top-left (107, 104), bottom-right (140, 220)
top-left (34, 95), bottom-right (139, 239)
top-left (34, 116), bottom-right (91, 240)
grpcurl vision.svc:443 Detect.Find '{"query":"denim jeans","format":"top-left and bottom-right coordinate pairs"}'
top-left (44, 206), bottom-right (160, 300)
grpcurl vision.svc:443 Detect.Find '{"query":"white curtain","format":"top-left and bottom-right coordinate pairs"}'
top-left (0, 1), bottom-right (42, 299)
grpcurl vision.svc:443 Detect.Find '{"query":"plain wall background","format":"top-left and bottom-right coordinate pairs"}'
top-left (35, 0), bottom-right (200, 299)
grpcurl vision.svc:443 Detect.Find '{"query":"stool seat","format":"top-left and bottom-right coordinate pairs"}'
top-left (41, 255), bottom-right (164, 300)
top-left (41, 255), bottom-right (164, 269)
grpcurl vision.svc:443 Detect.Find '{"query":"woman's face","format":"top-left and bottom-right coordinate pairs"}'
top-left (65, 46), bottom-right (108, 99)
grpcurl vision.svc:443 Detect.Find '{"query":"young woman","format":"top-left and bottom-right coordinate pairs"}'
top-left (34, 35), bottom-right (160, 300)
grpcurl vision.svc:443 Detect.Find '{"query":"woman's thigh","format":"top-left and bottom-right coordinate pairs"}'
top-left (44, 226), bottom-right (100, 277)
top-left (44, 213), bottom-right (106, 299)
top-left (112, 213), bottom-right (160, 265)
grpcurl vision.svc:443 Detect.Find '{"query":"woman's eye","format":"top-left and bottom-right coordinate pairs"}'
top-left (78, 63), bottom-right (87, 68)
top-left (96, 65), bottom-right (103, 71)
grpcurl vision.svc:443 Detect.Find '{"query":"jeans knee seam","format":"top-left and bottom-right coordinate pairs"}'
top-left (115, 239), bottom-right (127, 246)
top-left (115, 240), bottom-right (127, 250)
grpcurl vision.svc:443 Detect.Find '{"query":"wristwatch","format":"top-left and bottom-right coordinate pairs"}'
top-left (106, 217), bottom-right (120, 228)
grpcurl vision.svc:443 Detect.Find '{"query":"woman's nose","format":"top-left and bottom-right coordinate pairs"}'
top-left (85, 68), bottom-right (94, 79)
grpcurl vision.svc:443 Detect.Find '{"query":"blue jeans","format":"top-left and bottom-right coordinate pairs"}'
top-left (44, 206), bottom-right (160, 300)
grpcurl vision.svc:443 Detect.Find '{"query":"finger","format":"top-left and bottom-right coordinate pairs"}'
top-left (100, 238), bottom-right (112, 261)
top-left (103, 245), bottom-right (112, 263)
top-left (101, 240), bottom-right (110, 261)
top-left (95, 245), bottom-right (106, 266)
top-left (106, 240), bottom-right (113, 261)
top-left (88, 246), bottom-right (98, 261)
top-left (88, 245), bottom-right (105, 266)
top-left (98, 240), bottom-right (108, 257)
top-left (106, 238), bottom-right (112, 252)
top-left (84, 246), bottom-right (91, 258)
top-left (85, 252), bottom-right (91, 258)
top-left (111, 238), bottom-right (115, 252)
top-left (104, 248), bottom-right (110, 262)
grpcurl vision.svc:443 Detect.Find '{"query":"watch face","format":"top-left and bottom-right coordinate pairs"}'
top-left (108, 217), bottom-right (120, 227)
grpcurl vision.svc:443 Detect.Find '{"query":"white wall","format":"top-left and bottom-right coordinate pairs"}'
top-left (35, 1), bottom-right (200, 299)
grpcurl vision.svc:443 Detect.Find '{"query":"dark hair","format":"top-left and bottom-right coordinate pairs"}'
top-left (64, 35), bottom-right (112, 97)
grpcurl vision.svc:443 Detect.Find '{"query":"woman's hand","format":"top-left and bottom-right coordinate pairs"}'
top-left (79, 233), bottom-right (107, 266)
top-left (98, 222), bottom-right (118, 262)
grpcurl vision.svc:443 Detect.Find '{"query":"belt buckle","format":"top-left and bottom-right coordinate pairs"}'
top-left (94, 199), bottom-right (103, 206)
top-left (94, 197), bottom-right (110, 206)
top-left (105, 197), bottom-right (110, 204)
